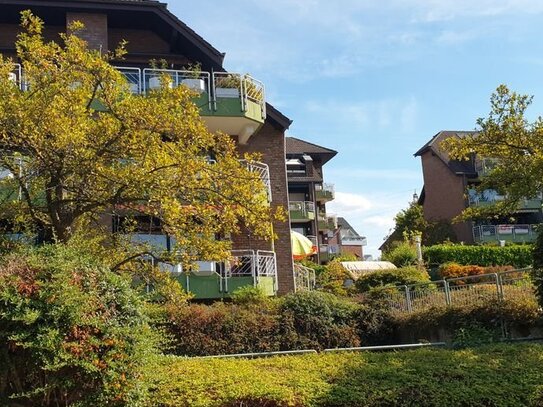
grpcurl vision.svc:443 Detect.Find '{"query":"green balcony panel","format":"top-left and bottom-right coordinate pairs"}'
top-left (175, 273), bottom-right (274, 299)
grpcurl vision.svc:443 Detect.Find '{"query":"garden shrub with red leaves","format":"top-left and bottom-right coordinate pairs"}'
top-left (0, 245), bottom-right (158, 407)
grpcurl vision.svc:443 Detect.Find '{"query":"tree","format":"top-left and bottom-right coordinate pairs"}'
top-left (442, 84), bottom-right (543, 218)
top-left (0, 12), bottom-right (277, 266)
top-left (383, 202), bottom-right (456, 250)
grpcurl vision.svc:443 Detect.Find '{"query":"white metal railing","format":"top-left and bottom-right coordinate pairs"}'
top-left (289, 201), bottom-right (316, 217)
top-left (366, 268), bottom-right (535, 314)
top-left (316, 183), bottom-right (335, 194)
top-left (226, 250), bottom-right (277, 292)
top-left (240, 159), bottom-right (271, 201)
top-left (319, 243), bottom-right (329, 253)
top-left (115, 66), bottom-right (142, 94)
top-left (10, 65), bottom-right (265, 118)
top-left (293, 263), bottom-right (316, 292)
top-left (473, 224), bottom-right (537, 242)
top-left (8, 63), bottom-right (23, 90)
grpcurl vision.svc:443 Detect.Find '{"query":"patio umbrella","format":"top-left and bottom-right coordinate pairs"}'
top-left (291, 230), bottom-right (317, 260)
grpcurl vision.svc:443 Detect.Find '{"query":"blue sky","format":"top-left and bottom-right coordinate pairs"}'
top-left (169, 0), bottom-right (543, 257)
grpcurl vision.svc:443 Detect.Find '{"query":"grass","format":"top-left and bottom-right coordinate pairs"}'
top-left (148, 343), bottom-right (543, 407)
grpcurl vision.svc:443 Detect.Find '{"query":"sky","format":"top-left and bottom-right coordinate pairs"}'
top-left (168, 0), bottom-right (543, 258)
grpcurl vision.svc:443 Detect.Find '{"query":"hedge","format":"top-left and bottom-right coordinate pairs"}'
top-left (423, 244), bottom-right (533, 267)
top-left (149, 344), bottom-right (543, 406)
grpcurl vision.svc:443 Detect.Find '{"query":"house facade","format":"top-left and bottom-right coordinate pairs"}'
top-left (0, 0), bottom-right (295, 296)
top-left (286, 137), bottom-right (337, 263)
top-left (328, 217), bottom-right (367, 259)
top-left (415, 130), bottom-right (543, 244)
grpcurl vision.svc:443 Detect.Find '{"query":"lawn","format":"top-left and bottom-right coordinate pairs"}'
top-left (148, 343), bottom-right (543, 407)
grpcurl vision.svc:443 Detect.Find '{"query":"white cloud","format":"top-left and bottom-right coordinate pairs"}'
top-left (305, 97), bottom-right (419, 135)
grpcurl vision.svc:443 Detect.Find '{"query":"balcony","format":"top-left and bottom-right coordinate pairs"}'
top-left (318, 213), bottom-right (337, 231)
top-left (473, 224), bottom-right (538, 244)
top-left (468, 189), bottom-right (542, 211)
top-left (315, 183), bottom-right (335, 202)
top-left (129, 236), bottom-right (277, 299)
top-left (475, 158), bottom-right (499, 177)
top-left (140, 68), bottom-right (266, 144)
top-left (289, 201), bottom-right (316, 222)
top-left (9, 65), bottom-right (266, 144)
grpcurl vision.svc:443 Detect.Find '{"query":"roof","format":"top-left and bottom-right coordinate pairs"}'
top-left (414, 130), bottom-right (478, 176)
top-left (337, 217), bottom-right (360, 236)
top-left (286, 137), bottom-right (337, 164)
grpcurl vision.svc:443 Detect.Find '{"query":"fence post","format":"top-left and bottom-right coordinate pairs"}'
top-left (444, 280), bottom-right (451, 306)
top-left (493, 273), bottom-right (503, 301)
top-left (404, 285), bottom-right (412, 312)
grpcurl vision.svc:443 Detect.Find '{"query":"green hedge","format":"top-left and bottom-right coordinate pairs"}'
top-left (149, 344), bottom-right (543, 406)
top-left (355, 266), bottom-right (430, 293)
top-left (423, 244), bottom-right (533, 267)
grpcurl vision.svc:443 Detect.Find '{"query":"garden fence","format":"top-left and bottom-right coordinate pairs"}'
top-left (368, 268), bottom-right (536, 313)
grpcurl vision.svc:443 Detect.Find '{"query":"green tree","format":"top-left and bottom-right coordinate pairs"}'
top-left (442, 84), bottom-right (543, 219)
top-left (0, 12), bottom-right (277, 267)
top-left (384, 202), bottom-right (456, 249)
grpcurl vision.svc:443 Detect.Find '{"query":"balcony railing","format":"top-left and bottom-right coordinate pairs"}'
top-left (293, 263), bottom-right (316, 292)
top-left (341, 236), bottom-right (367, 246)
top-left (315, 183), bottom-right (335, 202)
top-left (473, 224), bottom-right (538, 243)
top-left (318, 213), bottom-right (337, 231)
top-left (240, 159), bottom-right (271, 202)
top-left (475, 158), bottom-right (499, 177)
top-left (468, 189), bottom-right (542, 211)
top-left (9, 65), bottom-right (266, 140)
top-left (289, 201), bottom-right (316, 221)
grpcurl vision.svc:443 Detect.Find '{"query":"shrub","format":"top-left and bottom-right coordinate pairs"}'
top-left (0, 245), bottom-right (157, 406)
top-left (532, 224), bottom-right (543, 308)
top-left (382, 241), bottom-right (418, 267)
top-left (355, 266), bottom-right (431, 293)
top-left (439, 263), bottom-right (516, 283)
top-left (231, 285), bottom-right (269, 306)
top-left (316, 259), bottom-right (352, 296)
top-left (278, 291), bottom-right (360, 350)
top-left (424, 244), bottom-right (532, 267)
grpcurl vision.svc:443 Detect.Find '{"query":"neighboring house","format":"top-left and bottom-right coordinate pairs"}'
top-left (286, 137), bottom-right (337, 264)
top-left (415, 130), bottom-right (543, 244)
top-left (0, 0), bottom-right (295, 297)
top-left (328, 217), bottom-right (367, 259)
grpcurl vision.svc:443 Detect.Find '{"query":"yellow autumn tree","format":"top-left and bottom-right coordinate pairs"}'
top-left (0, 12), bottom-right (276, 267)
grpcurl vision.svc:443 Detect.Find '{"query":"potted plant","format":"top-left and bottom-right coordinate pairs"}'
top-left (215, 74), bottom-right (241, 98)
top-left (180, 62), bottom-right (206, 93)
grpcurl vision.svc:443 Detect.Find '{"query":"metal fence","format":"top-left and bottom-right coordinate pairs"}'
top-left (293, 263), bottom-right (316, 292)
top-left (368, 268), bottom-right (536, 313)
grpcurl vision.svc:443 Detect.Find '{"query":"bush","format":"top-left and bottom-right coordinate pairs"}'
top-left (382, 241), bottom-right (418, 267)
top-left (355, 266), bottom-right (431, 293)
top-left (0, 245), bottom-right (157, 406)
top-left (424, 244), bottom-right (532, 267)
top-left (231, 285), bottom-right (269, 306)
top-left (316, 259), bottom-right (352, 296)
top-left (148, 344), bottom-right (543, 407)
top-left (439, 263), bottom-right (516, 282)
top-left (278, 291), bottom-right (360, 350)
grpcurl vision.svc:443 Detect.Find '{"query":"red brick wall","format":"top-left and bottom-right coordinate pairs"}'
top-left (67, 13), bottom-right (108, 51)
top-left (109, 28), bottom-right (170, 55)
top-left (420, 151), bottom-right (473, 243)
top-left (341, 245), bottom-right (363, 259)
top-left (236, 123), bottom-right (294, 294)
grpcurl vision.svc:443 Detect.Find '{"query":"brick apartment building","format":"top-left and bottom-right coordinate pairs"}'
top-left (415, 130), bottom-right (543, 244)
top-left (285, 137), bottom-right (338, 263)
top-left (0, 0), bottom-right (295, 296)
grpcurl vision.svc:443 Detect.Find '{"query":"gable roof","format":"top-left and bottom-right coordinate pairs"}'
top-left (337, 217), bottom-right (360, 237)
top-left (414, 130), bottom-right (478, 176)
top-left (286, 137), bottom-right (337, 163)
